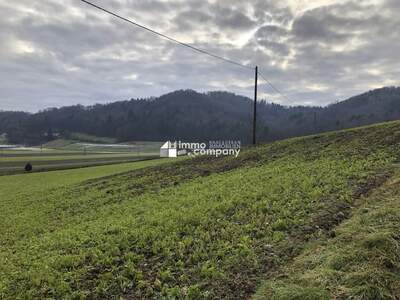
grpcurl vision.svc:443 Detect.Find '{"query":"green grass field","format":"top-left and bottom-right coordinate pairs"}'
top-left (1, 121), bottom-right (400, 299)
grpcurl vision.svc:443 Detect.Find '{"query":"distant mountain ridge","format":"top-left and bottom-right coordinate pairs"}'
top-left (1, 87), bottom-right (399, 145)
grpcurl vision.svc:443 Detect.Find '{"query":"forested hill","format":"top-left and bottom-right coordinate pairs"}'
top-left (1, 87), bottom-right (400, 145)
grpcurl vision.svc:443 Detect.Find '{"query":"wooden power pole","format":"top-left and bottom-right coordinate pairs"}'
top-left (252, 66), bottom-right (258, 145)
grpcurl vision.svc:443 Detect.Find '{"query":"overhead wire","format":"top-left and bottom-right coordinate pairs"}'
top-left (81, 0), bottom-right (293, 104)
top-left (81, 0), bottom-right (253, 70)
top-left (257, 71), bottom-right (292, 103)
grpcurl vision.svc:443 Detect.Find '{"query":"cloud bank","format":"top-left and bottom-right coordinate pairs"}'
top-left (0, 0), bottom-right (398, 111)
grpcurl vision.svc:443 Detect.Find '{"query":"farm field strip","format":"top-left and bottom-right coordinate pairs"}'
top-left (0, 152), bottom-right (158, 162)
top-left (1, 140), bottom-right (163, 156)
top-left (0, 156), bottom-right (159, 175)
top-left (43, 139), bottom-right (163, 153)
top-left (0, 151), bottom-right (139, 157)
top-left (0, 150), bottom-right (161, 175)
top-left (0, 155), bottom-right (163, 175)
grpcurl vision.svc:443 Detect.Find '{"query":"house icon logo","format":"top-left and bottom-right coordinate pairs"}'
top-left (160, 141), bottom-right (177, 158)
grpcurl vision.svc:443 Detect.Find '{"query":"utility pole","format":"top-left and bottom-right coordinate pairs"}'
top-left (252, 66), bottom-right (258, 145)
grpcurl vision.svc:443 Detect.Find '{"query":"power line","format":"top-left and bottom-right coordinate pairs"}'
top-left (257, 70), bottom-right (292, 103)
top-left (80, 0), bottom-right (253, 70)
top-left (80, 0), bottom-right (295, 145)
top-left (80, 0), bottom-right (292, 102)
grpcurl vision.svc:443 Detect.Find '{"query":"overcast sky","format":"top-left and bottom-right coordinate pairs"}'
top-left (0, 0), bottom-right (399, 112)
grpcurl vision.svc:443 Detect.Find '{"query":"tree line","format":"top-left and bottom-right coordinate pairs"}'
top-left (1, 87), bottom-right (399, 145)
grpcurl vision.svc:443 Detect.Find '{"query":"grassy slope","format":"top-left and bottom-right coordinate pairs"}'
top-left (254, 168), bottom-right (400, 300)
top-left (68, 133), bottom-right (117, 144)
top-left (0, 159), bottom-right (172, 249)
top-left (0, 121), bottom-right (400, 299)
top-left (0, 158), bottom-right (171, 200)
top-left (42, 139), bottom-right (77, 149)
top-left (41, 135), bottom-right (117, 148)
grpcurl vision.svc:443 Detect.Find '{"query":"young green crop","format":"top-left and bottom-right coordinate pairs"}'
top-left (0, 121), bottom-right (400, 299)
top-left (254, 168), bottom-right (400, 300)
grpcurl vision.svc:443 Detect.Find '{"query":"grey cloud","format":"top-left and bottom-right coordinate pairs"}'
top-left (253, 25), bottom-right (290, 56)
top-left (292, 12), bottom-right (351, 43)
top-left (253, 0), bottom-right (293, 25)
top-left (212, 6), bottom-right (255, 30)
top-left (256, 25), bottom-right (288, 41)
top-left (384, 0), bottom-right (400, 9)
top-left (173, 3), bottom-right (256, 32)
top-left (290, 1), bottom-right (392, 45)
top-left (173, 10), bottom-right (213, 32)
top-left (258, 41), bottom-right (290, 56)
top-left (273, 0), bottom-right (399, 104)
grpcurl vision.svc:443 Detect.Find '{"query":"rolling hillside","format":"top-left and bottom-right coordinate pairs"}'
top-left (1, 121), bottom-right (400, 299)
top-left (254, 169), bottom-right (400, 299)
top-left (1, 87), bottom-right (400, 145)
